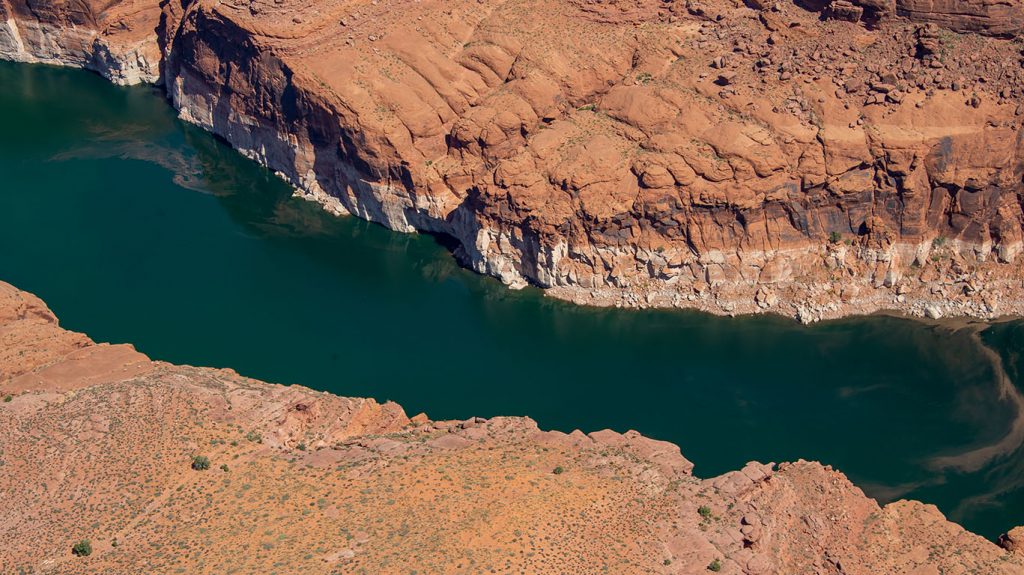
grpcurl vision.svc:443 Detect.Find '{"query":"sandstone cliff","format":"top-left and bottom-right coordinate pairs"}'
top-left (1, 280), bottom-right (1022, 573)
top-left (4, 0), bottom-right (1024, 321)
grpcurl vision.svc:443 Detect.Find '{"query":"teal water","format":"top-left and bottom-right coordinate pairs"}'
top-left (1, 61), bottom-right (1022, 540)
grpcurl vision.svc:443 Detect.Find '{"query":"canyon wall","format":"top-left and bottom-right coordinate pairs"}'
top-left (0, 0), bottom-right (160, 83)
top-left (4, 0), bottom-right (1024, 321)
top-left (2, 280), bottom-right (1023, 573)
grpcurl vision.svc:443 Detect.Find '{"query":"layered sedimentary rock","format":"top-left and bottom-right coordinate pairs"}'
top-left (0, 0), bottom-right (160, 83)
top-left (827, 0), bottom-right (1024, 34)
top-left (1, 280), bottom-right (1022, 573)
top-left (895, 0), bottom-right (1024, 34)
top-left (4, 0), bottom-right (1024, 321)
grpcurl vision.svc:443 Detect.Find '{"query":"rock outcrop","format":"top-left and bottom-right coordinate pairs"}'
top-left (0, 0), bottom-right (160, 83)
top-left (1001, 525), bottom-right (1024, 556)
top-left (4, 0), bottom-right (1024, 322)
top-left (896, 0), bottom-right (1024, 35)
top-left (1, 279), bottom-right (1022, 573)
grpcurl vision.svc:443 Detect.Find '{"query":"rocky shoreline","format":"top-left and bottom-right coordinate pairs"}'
top-left (1, 279), bottom-right (1023, 573)
top-left (5, 0), bottom-right (1024, 322)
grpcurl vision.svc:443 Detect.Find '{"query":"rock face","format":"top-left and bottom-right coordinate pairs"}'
top-left (0, 279), bottom-right (1022, 573)
top-left (0, 0), bottom-right (160, 83)
top-left (4, 0), bottom-right (1024, 321)
top-left (896, 0), bottom-right (1024, 35)
top-left (1001, 526), bottom-right (1024, 555)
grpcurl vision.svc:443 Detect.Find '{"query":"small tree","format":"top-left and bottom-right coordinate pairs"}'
top-left (707, 558), bottom-right (722, 572)
top-left (72, 540), bottom-right (92, 557)
top-left (191, 455), bottom-right (211, 471)
top-left (698, 505), bottom-right (712, 519)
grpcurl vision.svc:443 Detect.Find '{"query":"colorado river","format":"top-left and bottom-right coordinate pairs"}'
top-left (2, 61), bottom-right (1021, 539)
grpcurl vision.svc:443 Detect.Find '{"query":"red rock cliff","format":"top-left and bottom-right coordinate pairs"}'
top-left (4, 0), bottom-right (1024, 321)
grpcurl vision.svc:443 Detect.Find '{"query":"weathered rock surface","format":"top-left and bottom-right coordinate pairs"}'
top-left (1001, 525), bottom-right (1024, 556)
top-left (5, 0), bottom-right (1024, 322)
top-left (1, 279), bottom-right (1022, 573)
top-left (0, 0), bottom-right (160, 83)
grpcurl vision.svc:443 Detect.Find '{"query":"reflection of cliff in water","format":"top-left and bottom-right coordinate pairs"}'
top-left (49, 110), bottom-right (208, 195)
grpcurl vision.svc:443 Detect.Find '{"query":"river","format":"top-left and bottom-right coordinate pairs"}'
top-left (1, 61), bottom-right (1021, 539)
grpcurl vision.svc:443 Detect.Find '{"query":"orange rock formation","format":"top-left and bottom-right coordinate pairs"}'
top-left (5, 0), bottom-right (1024, 321)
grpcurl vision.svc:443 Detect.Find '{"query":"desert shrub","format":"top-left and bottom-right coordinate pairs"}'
top-left (191, 455), bottom-right (211, 471)
top-left (72, 540), bottom-right (92, 557)
top-left (708, 558), bottom-right (722, 572)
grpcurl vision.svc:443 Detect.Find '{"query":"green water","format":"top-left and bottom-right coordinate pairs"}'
top-left (1, 61), bottom-right (1022, 540)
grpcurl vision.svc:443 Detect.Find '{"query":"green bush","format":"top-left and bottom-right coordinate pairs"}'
top-left (191, 455), bottom-right (211, 471)
top-left (72, 540), bottom-right (92, 557)
top-left (829, 231), bottom-right (842, 244)
top-left (3, 394), bottom-right (12, 403)
top-left (220, 464), bottom-right (230, 472)
top-left (552, 466), bottom-right (565, 475)
top-left (698, 505), bottom-right (712, 519)
top-left (708, 558), bottom-right (722, 572)
top-left (245, 431), bottom-right (262, 443)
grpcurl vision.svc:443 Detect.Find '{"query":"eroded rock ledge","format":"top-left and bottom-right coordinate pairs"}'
top-left (1, 280), bottom-right (1022, 573)
top-left (4, 0), bottom-right (1024, 321)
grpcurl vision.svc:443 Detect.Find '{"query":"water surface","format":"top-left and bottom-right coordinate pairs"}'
top-left (1, 61), bottom-right (1022, 539)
